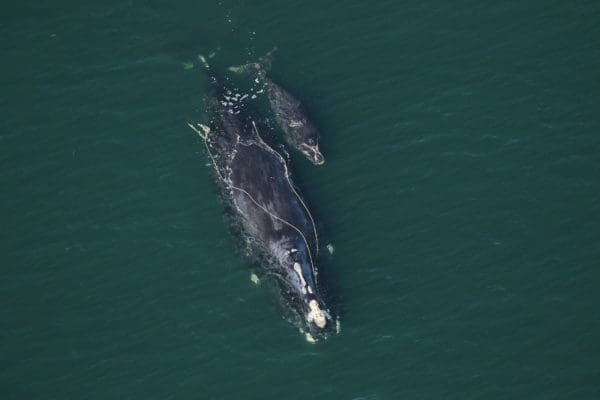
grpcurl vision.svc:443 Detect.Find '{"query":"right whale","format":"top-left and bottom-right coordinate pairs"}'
top-left (229, 49), bottom-right (325, 165)
top-left (189, 56), bottom-right (336, 342)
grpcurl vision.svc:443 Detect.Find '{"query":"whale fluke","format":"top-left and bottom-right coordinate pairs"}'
top-left (197, 54), bottom-right (210, 70)
top-left (228, 46), bottom-right (277, 77)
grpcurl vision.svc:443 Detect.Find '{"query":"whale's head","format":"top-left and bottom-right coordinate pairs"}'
top-left (299, 141), bottom-right (325, 166)
top-left (267, 80), bottom-right (325, 166)
top-left (277, 246), bottom-right (334, 341)
top-left (284, 118), bottom-right (325, 165)
top-left (302, 292), bottom-right (334, 341)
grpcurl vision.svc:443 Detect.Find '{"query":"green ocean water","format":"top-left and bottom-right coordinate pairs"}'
top-left (2, 1), bottom-right (599, 398)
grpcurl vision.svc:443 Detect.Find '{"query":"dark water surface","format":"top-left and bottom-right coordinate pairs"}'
top-left (2, 1), bottom-right (599, 399)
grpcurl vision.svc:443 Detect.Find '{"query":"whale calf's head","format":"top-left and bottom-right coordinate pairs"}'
top-left (299, 141), bottom-right (325, 165)
top-left (284, 119), bottom-right (325, 165)
top-left (266, 80), bottom-right (325, 166)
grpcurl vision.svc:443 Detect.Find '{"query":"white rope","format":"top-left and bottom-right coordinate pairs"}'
top-left (250, 121), bottom-right (320, 254)
top-left (188, 122), bottom-right (318, 282)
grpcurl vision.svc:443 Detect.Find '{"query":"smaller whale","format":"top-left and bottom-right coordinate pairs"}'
top-left (229, 49), bottom-right (325, 165)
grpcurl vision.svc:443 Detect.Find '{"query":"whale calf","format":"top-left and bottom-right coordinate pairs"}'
top-left (229, 49), bottom-right (325, 165)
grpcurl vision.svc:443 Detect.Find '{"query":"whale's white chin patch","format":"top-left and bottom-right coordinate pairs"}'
top-left (307, 299), bottom-right (327, 328)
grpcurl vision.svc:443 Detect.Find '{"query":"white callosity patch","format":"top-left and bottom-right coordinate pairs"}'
top-left (293, 262), bottom-right (308, 294)
top-left (299, 143), bottom-right (324, 165)
top-left (290, 259), bottom-right (313, 294)
top-left (307, 299), bottom-right (328, 328)
top-left (288, 120), bottom-right (304, 128)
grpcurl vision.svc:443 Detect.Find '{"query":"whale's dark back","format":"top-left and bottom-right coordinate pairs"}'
top-left (229, 142), bottom-right (314, 251)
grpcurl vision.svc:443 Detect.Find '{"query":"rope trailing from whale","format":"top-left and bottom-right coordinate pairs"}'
top-left (188, 122), bottom-right (319, 282)
top-left (250, 121), bottom-right (320, 254)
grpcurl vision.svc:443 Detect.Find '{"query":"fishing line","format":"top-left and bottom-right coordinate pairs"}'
top-left (189, 122), bottom-right (318, 282)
